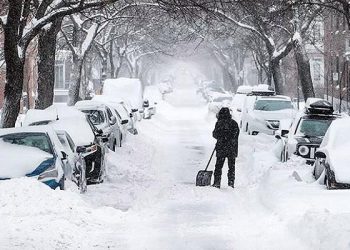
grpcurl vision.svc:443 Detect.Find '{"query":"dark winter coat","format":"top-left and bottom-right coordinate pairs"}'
top-left (212, 108), bottom-right (240, 158)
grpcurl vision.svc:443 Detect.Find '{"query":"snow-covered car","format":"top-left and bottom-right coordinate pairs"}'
top-left (103, 78), bottom-right (143, 121)
top-left (276, 99), bottom-right (339, 164)
top-left (313, 117), bottom-right (349, 189)
top-left (142, 99), bottom-right (157, 119)
top-left (208, 94), bottom-right (233, 114)
top-left (23, 106), bottom-right (107, 185)
top-left (92, 95), bottom-right (138, 135)
top-left (75, 100), bottom-right (121, 151)
top-left (0, 126), bottom-right (67, 189)
top-left (241, 94), bottom-right (296, 135)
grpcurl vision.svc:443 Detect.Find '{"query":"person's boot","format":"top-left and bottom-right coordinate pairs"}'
top-left (228, 180), bottom-right (235, 188)
top-left (212, 175), bottom-right (221, 189)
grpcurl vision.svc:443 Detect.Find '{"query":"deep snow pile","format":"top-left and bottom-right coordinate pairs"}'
top-left (0, 178), bottom-right (124, 249)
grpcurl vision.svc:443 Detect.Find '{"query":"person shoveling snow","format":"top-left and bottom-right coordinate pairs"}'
top-left (212, 107), bottom-right (240, 188)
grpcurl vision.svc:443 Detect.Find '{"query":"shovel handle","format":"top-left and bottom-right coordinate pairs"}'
top-left (205, 147), bottom-right (216, 171)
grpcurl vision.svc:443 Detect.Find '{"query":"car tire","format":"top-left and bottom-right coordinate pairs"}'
top-left (59, 175), bottom-right (65, 190)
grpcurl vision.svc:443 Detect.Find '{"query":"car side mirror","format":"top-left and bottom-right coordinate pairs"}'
top-left (61, 151), bottom-right (68, 160)
top-left (97, 129), bottom-right (103, 136)
top-left (110, 116), bottom-right (116, 125)
top-left (315, 151), bottom-right (326, 159)
top-left (76, 146), bottom-right (86, 154)
top-left (121, 119), bottom-right (128, 125)
top-left (101, 136), bottom-right (109, 143)
top-left (275, 134), bottom-right (282, 140)
top-left (281, 129), bottom-right (289, 137)
top-left (131, 109), bottom-right (138, 112)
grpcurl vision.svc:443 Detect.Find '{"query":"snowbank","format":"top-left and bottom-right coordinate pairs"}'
top-left (0, 178), bottom-right (123, 249)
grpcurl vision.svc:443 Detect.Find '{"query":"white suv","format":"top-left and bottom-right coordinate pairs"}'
top-left (241, 95), bottom-right (296, 135)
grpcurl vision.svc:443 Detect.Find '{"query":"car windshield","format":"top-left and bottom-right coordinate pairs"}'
top-left (214, 96), bottom-right (232, 102)
top-left (81, 110), bottom-right (105, 125)
top-left (254, 100), bottom-right (293, 111)
top-left (296, 119), bottom-right (333, 137)
top-left (0, 132), bottom-right (53, 154)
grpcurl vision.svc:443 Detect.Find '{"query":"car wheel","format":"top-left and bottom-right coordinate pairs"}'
top-left (59, 175), bottom-right (65, 190)
top-left (79, 161), bottom-right (87, 193)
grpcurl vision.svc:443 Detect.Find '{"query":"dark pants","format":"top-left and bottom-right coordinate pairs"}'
top-left (213, 154), bottom-right (236, 187)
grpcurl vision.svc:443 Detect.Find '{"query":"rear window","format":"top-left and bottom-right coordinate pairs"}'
top-left (0, 133), bottom-right (53, 154)
top-left (254, 100), bottom-right (293, 111)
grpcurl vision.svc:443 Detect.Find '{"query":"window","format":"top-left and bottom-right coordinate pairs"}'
top-left (313, 23), bottom-right (322, 42)
top-left (313, 59), bottom-right (322, 82)
top-left (254, 100), bottom-right (293, 111)
top-left (0, 133), bottom-right (53, 154)
top-left (54, 61), bottom-right (65, 89)
top-left (81, 110), bottom-right (105, 125)
top-left (296, 119), bottom-right (333, 137)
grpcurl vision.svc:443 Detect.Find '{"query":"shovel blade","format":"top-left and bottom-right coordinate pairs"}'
top-left (196, 170), bottom-right (213, 186)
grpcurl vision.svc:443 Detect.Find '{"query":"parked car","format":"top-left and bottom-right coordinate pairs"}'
top-left (142, 99), bottom-right (157, 119)
top-left (0, 126), bottom-right (67, 189)
top-left (313, 117), bottom-right (349, 189)
top-left (92, 95), bottom-right (138, 135)
top-left (208, 94), bottom-right (233, 114)
top-left (241, 93), bottom-right (296, 135)
top-left (75, 100), bottom-right (121, 151)
top-left (23, 105), bottom-right (107, 186)
top-left (275, 99), bottom-right (339, 164)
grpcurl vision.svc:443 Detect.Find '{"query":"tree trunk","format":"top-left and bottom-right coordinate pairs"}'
top-left (270, 60), bottom-right (284, 94)
top-left (1, 1), bottom-right (24, 128)
top-left (67, 57), bottom-right (84, 106)
top-left (36, 19), bottom-right (62, 109)
top-left (294, 43), bottom-right (315, 101)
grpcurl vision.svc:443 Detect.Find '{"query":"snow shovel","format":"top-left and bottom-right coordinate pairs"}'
top-left (196, 147), bottom-right (215, 186)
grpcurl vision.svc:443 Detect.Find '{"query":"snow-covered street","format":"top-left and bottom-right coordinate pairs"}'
top-left (1, 87), bottom-right (350, 250)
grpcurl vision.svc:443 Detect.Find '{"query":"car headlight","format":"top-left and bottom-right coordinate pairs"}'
top-left (298, 145), bottom-right (310, 156)
top-left (38, 165), bottom-right (58, 180)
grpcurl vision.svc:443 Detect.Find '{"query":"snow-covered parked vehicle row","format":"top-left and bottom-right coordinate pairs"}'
top-left (275, 98), bottom-right (340, 164)
top-left (23, 105), bottom-right (108, 188)
top-left (0, 126), bottom-right (67, 190)
top-left (313, 117), bottom-right (350, 189)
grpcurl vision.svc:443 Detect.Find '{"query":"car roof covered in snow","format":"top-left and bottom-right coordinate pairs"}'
top-left (236, 85), bottom-right (253, 94)
top-left (102, 78), bottom-right (143, 109)
top-left (75, 100), bottom-right (108, 110)
top-left (23, 105), bottom-right (96, 146)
